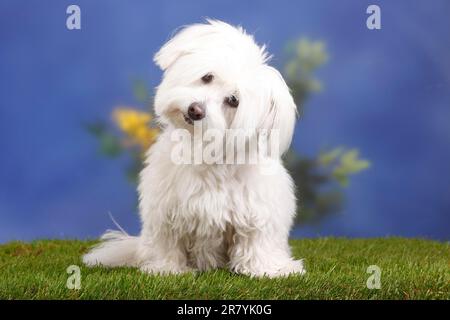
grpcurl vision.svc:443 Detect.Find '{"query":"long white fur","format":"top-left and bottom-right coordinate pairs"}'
top-left (83, 19), bottom-right (305, 277)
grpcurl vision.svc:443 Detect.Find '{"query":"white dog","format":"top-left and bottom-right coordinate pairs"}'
top-left (83, 20), bottom-right (305, 277)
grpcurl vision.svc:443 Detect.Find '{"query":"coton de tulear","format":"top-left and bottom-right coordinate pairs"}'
top-left (83, 20), bottom-right (305, 278)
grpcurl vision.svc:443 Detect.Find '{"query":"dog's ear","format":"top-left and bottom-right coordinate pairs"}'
top-left (153, 34), bottom-right (186, 71)
top-left (260, 66), bottom-right (298, 155)
top-left (154, 23), bottom-right (211, 71)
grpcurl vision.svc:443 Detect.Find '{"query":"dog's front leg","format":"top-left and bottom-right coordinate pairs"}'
top-left (188, 233), bottom-right (229, 271)
top-left (137, 227), bottom-right (192, 275)
top-left (228, 222), bottom-right (305, 278)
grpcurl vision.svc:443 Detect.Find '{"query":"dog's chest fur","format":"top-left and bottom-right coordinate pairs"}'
top-left (168, 164), bottom-right (238, 236)
top-left (139, 133), bottom-right (275, 244)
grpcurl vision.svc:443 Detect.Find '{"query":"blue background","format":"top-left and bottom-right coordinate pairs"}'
top-left (0, 0), bottom-right (449, 242)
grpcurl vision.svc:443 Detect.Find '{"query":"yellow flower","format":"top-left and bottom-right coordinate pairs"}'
top-left (113, 107), bottom-right (159, 150)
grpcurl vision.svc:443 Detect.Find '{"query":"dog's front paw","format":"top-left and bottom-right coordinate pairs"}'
top-left (139, 263), bottom-right (194, 275)
top-left (234, 259), bottom-right (306, 278)
top-left (274, 259), bottom-right (306, 277)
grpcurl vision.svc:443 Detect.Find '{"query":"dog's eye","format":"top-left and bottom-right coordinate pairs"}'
top-left (225, 95), bottom-right (239, 108)
top-left (201, 73), bottom-right (214, 84)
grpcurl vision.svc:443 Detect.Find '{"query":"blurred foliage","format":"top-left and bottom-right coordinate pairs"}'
top-left (88, 38), bottom-right (370, 223)
top-left (285, 147), bottom-right (370, 223)
top-left (284, 38), bottom-right (328, 109)
top-left (113, 108), bottom-right (159, 150)
top-left (283, 38), bottom-right (370, 223)
top-left (86, 106), bottom-right (159, 183)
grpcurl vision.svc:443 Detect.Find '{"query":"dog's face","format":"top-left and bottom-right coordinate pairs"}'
top-left (153, 20), bottom-right (297, 154)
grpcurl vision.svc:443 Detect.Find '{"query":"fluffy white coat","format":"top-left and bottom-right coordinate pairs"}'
top-left (83, 20), bottom-right (305, 277)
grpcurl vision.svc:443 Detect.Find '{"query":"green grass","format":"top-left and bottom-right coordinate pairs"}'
top-left (0, 238), bottom-right (448, 299)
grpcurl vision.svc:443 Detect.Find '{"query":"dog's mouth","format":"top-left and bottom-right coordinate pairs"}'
top-left (183, 114), bottom-right (194, 125)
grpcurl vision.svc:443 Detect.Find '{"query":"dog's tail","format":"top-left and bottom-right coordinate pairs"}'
top-left (82, 230), bottom-right (140, 268)
top-left (83, 213), bottom-right (140, 267)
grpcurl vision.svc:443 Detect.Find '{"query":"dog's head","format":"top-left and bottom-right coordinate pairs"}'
top-left (153, 20), bottom-right (297, 154)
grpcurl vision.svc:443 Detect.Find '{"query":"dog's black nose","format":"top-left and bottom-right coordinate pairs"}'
top-left (187, 102), bottom-right (205, 121)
